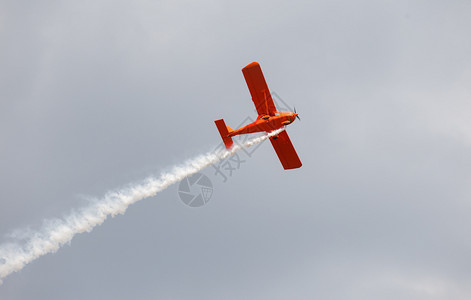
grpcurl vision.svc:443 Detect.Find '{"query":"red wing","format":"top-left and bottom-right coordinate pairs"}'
top-left (269, 131), bottom-right (302, 170)
top-left (242, 62), bottom-right (277, 116)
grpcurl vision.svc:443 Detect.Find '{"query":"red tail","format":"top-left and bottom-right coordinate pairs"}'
top-left (214, 119), bottom-right (234, 149)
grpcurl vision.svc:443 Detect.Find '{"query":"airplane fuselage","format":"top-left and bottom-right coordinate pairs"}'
top-left (228, 112), bottom-right (298, 137)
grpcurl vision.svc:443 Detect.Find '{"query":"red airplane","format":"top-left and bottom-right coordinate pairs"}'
top-left (215, 62), bottom-right (302, 170)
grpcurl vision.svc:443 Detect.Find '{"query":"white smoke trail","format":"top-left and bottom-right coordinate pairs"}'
top-left (0, 128), bottom-right (285, 283)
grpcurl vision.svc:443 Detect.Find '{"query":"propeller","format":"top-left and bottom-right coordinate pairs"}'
top-left (294, 107), bottom-right (301, 121)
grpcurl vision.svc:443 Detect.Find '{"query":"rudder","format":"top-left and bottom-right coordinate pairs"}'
top-left (214, 119), bottom-right (234, 149)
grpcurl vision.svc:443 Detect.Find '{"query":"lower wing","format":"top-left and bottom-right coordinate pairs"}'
top-left (269, 131), bottom-right (302, 170)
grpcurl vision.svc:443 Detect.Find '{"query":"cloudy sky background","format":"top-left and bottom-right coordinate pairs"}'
top-left (1, 0), bottom-right (471, 299)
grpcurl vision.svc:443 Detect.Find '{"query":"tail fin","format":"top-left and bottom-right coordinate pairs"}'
top-left (214, 119), bottom-right (234, 149)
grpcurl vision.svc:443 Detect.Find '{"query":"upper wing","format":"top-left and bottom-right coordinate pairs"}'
top-left (242, 62), bottom-right (277, 116)
top-left (269, 130), bottom-right (302, 170)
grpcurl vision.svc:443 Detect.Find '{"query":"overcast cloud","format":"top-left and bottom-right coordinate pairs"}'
top-left (1, 0), bottom-right (471, 299)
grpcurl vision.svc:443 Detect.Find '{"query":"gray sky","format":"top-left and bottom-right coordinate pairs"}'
top-left (1, 0), bottom-right (471, 299)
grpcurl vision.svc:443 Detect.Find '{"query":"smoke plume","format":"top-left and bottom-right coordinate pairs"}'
top-left (0, 128), bottom-right (285, 283)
